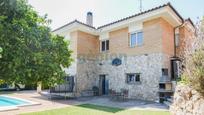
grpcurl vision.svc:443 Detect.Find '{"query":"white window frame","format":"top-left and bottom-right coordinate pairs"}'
top-left (129, 31), bottom-right (143, 47)
top-left (126, 73), bottom-right (141, 84)
top-left (100, 40), bottom-right (109, 52)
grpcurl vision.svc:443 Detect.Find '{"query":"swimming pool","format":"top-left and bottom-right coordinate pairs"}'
top-left (0, 95), bottom-right (30, 106)
top-left (0, 95), bottom-right (40, 111)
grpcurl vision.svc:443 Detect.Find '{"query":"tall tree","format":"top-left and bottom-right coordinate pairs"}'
top-left (0, 0), bottom-right (72, 87)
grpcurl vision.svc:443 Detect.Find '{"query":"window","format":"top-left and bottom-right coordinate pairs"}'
top-left (130, 33), bottom-right (137, 47)
top-left (101, 40), bottom-right (109, 52)
top-left (102, 41), bottom-right (106, 51)
top-left (126, 73), bottom-right (141, 84)
top-left (162, 68), bottom-right (168, 76)
top-left (130, 31), bottom-right (143, 47)
top-left (135, 74), bottom-right (140, 81)
top-left (137, 32), bottom-right (143, 46)
top-left (106, 40), bottom-right (109, 50)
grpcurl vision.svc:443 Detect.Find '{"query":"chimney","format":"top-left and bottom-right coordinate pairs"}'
top-left (86, 12), bottom-right (93, 26)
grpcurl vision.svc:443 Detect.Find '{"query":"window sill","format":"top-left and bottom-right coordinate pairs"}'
top-left (126, 82), bottom-right (141, 85)
top-left (129, 44), bottom-right (143, 48)
top-left (100, 50), bottom-right (109, 53)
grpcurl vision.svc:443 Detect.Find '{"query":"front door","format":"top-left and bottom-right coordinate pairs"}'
top-left (99, 75), bottom-right (106, 95)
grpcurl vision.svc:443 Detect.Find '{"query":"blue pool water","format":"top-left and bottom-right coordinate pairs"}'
top-left (0, 96), bottom-right (30, 106)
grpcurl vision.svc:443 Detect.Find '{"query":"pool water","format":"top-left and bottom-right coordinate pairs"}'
top-left (0, 96), bottom-right (30, 106)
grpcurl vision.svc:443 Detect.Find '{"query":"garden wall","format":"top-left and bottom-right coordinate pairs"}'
top-left (170, 85), bottom-right (204, 115)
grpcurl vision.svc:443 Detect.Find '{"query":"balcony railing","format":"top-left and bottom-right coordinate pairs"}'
top-left (160, 75), bottom-right (171, 83)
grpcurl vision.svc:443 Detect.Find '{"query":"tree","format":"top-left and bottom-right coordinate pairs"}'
top-left (0, 0), bottom-right (72, 87)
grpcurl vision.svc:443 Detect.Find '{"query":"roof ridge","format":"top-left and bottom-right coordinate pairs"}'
top-left (97, 2), bottom-right (171, 29)
top-left (53, 19), bottom-right (96, 32)
top-left (52, 20), bottom-right (77, 32)
top-left (53, 2), bottom-right (184, 32)
top-left (185, 18), bottom-right (195, 27)
top-left (75, 20), bottom-right (96, 29)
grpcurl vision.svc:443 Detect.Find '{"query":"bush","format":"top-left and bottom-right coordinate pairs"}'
top-left (182, 48), bottom-right (204, 96)
top-left (181, 18), bottom-right (204, 96)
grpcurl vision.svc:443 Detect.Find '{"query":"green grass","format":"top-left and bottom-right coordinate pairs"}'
top-left (76, 104), bottom-right (124, 113)
top-left (21, 104), bottom-right (170, 115)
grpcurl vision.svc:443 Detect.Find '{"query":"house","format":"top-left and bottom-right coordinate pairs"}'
top-left (53, 3), bottom-right (195, 102)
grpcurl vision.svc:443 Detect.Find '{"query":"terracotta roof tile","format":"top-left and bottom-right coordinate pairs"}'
top-left (97, 2), bottom-right (183, 29)
top-left (53, 20), bottom-right (96, 32)
top-left (53, 2), bottom-right (184, 32)
top-left (185, 18), bottom-right (195, 28)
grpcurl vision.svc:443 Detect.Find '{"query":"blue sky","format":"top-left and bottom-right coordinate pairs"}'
top-left (28, 0), bottom-right (204, 30)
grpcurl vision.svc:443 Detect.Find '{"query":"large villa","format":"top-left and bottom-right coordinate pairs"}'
top-left (53, 3), bottom-right (195, 102)
top-left (1, 1), bottom-right (200, 115)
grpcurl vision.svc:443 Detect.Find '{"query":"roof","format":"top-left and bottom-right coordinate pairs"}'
top-left (53, 20), bottom-right (96, 32)
top-left (185, 18), bottom-right (195, 28)
top-left (97, 2), bottom-right (183, 29)
top-left (53, 2), bottom-right (185, 32)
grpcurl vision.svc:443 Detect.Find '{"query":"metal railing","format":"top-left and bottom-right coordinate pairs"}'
top-left (160, 75), bottom-right (171, 82)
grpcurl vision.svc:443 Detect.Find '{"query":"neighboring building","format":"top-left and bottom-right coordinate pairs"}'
top-left (53, 3), bottom-right (195, 102)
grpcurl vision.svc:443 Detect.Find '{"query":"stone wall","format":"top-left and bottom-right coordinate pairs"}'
top-left (75, 59), bottom-right (98, 96)
top-left (74, 53), bottom-right (170, 101)
top-left (97, 53), bottom-right (163, 101)
top-left (64, 60), bottom-right (77, 76)
top-left (170, 85), bottom-right (204, 115)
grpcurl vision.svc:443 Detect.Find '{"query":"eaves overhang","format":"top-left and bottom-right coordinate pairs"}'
top-left (53, 2), bottom-right (185, 35)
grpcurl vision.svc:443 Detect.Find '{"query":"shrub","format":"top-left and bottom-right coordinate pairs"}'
top-left (181, 17), bottom-right (204, 96)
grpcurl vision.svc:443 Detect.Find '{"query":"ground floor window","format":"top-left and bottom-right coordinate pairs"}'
top-left (162, 68), bottom-right (168, 76)
top-left (126, 73), bottom-right (141, 84)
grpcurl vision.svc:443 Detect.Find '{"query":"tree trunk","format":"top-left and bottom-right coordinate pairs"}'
top-left (37, 81), bottom-right (42, 93)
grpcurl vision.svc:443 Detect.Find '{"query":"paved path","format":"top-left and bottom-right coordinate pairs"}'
top-left (78, 96), bottom-right (169, 111)
top-left (0, 91), bottom-right (168, 115)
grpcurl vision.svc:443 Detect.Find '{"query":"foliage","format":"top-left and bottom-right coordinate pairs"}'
top-left (178, 74), bottom-right (188, 85)
top-left (181, 17), bottom-right (204, 96)
top-left (0, 0), bottom-right (72, 87)
top-left (0, 79), bottom-right (4, 85)
top-left (0, 47), bottom-right (2, 58)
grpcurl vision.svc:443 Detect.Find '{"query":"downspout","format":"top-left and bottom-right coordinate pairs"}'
top-left (173, 23), bottom-right (184, 57)
top-left (172, 22), bottom-right (184, 81)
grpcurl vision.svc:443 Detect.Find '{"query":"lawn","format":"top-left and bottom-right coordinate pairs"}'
top-left (21, 104), bottom-right (170, 115)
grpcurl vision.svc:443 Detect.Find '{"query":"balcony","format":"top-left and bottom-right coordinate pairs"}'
top-left (160, 75), bottom-right (171, 83)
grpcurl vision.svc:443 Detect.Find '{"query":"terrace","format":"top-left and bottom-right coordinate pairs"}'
top-left (0, 90), bottom-right (169, 115)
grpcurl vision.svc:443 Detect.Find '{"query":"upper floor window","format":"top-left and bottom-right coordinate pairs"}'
top-left (130, 31), bottom-right (143, 47)
top-left (101, 40), bottom-right (109, 52)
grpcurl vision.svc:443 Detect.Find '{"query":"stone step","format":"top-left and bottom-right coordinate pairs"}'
top-left (163, 101), bottom-right (172, 107)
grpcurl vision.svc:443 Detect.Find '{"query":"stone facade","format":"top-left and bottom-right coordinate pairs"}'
top-left (71, 53), bottom-right (172, 101)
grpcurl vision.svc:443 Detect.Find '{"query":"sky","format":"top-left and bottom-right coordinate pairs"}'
top-left (28, 0), bottom-right (204, 30)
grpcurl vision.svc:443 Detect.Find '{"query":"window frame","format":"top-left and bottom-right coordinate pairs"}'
top-left (129, 31), bottom-right (143, 47)
top-left (126, 73), bottom-right (141, 84)
top-left (100, 40), bottom-right (109, 52)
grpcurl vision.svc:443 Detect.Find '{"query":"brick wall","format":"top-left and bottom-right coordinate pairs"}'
top-left (108, 18), bottom-right (163, 56)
